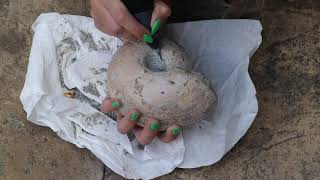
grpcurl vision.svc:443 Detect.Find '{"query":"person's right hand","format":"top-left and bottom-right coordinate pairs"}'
top-left (90, 0), bottom-right (171, 41)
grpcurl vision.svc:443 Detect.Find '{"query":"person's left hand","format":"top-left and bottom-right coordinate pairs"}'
top-left (101, 98), bottom-right (181, 145)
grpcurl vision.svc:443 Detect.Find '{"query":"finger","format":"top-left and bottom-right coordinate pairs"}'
top-left (114, 110), bottom-right (124, 120)
top-left (118, 30), bottom-right (136, 42)
top-left (100, 98), bottom-right (122, 112)
top-left (151, 0), bottom-right (172, 28)
top-left (132, 126), bottom-right (143, 138)
top-left (91, 0), bottom-right (124, 36)
top-left (116, 109), bottom-right (141, 134)
top-left (103, 0), bottom-right (149, 39)
top-left (159, 125), bottom-right (181, 143)
top-left (134, 118), bottom-right (160, 145)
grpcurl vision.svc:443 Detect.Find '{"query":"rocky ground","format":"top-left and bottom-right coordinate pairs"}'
top-left (0, 0), bottom-right (319, 179)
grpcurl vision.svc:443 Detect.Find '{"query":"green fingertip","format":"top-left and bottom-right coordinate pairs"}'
top-left (143, 34), bottom-right (154, 44)
top-left (111, 101), bottom-right (120, 108)
top-left (150, 121), bottom-right (159, 131)
top-left (151, 19), bottom-right (161, 35)
top-left (129, 112), bottom-right (139, 122)
top-left (172, 127), bottom-right (181, 136)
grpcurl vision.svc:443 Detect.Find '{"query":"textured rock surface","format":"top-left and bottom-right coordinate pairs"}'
top-left (107, 39), bottom-right (216, 130)
top-left (0, 0), bottom-right (319, 179)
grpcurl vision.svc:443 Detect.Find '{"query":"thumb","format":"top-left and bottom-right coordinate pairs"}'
top-left (151, 0), bottom-right (172, 29)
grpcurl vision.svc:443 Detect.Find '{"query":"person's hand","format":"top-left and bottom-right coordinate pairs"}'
top-left (90, 0), bottom-right (171, 41)
top-left (101, 98), bottom-right (181, 145)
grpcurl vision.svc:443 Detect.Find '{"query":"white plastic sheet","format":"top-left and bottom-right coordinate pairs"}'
top-left (20, 13), bottom-right (262, 179)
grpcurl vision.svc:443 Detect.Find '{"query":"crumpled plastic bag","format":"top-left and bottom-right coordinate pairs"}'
top-left (20, 13), bottom-right (262, 179)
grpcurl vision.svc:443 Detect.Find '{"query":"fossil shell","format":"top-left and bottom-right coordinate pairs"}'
top-left (107, 38), bottom-right (217, 130)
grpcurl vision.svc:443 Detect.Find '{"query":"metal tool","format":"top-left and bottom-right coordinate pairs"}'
top-left (122, 0), bottom-right (166, 72)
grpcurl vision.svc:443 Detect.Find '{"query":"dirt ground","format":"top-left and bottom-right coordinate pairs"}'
top-left (0, 0), bottom-right (319, 179)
